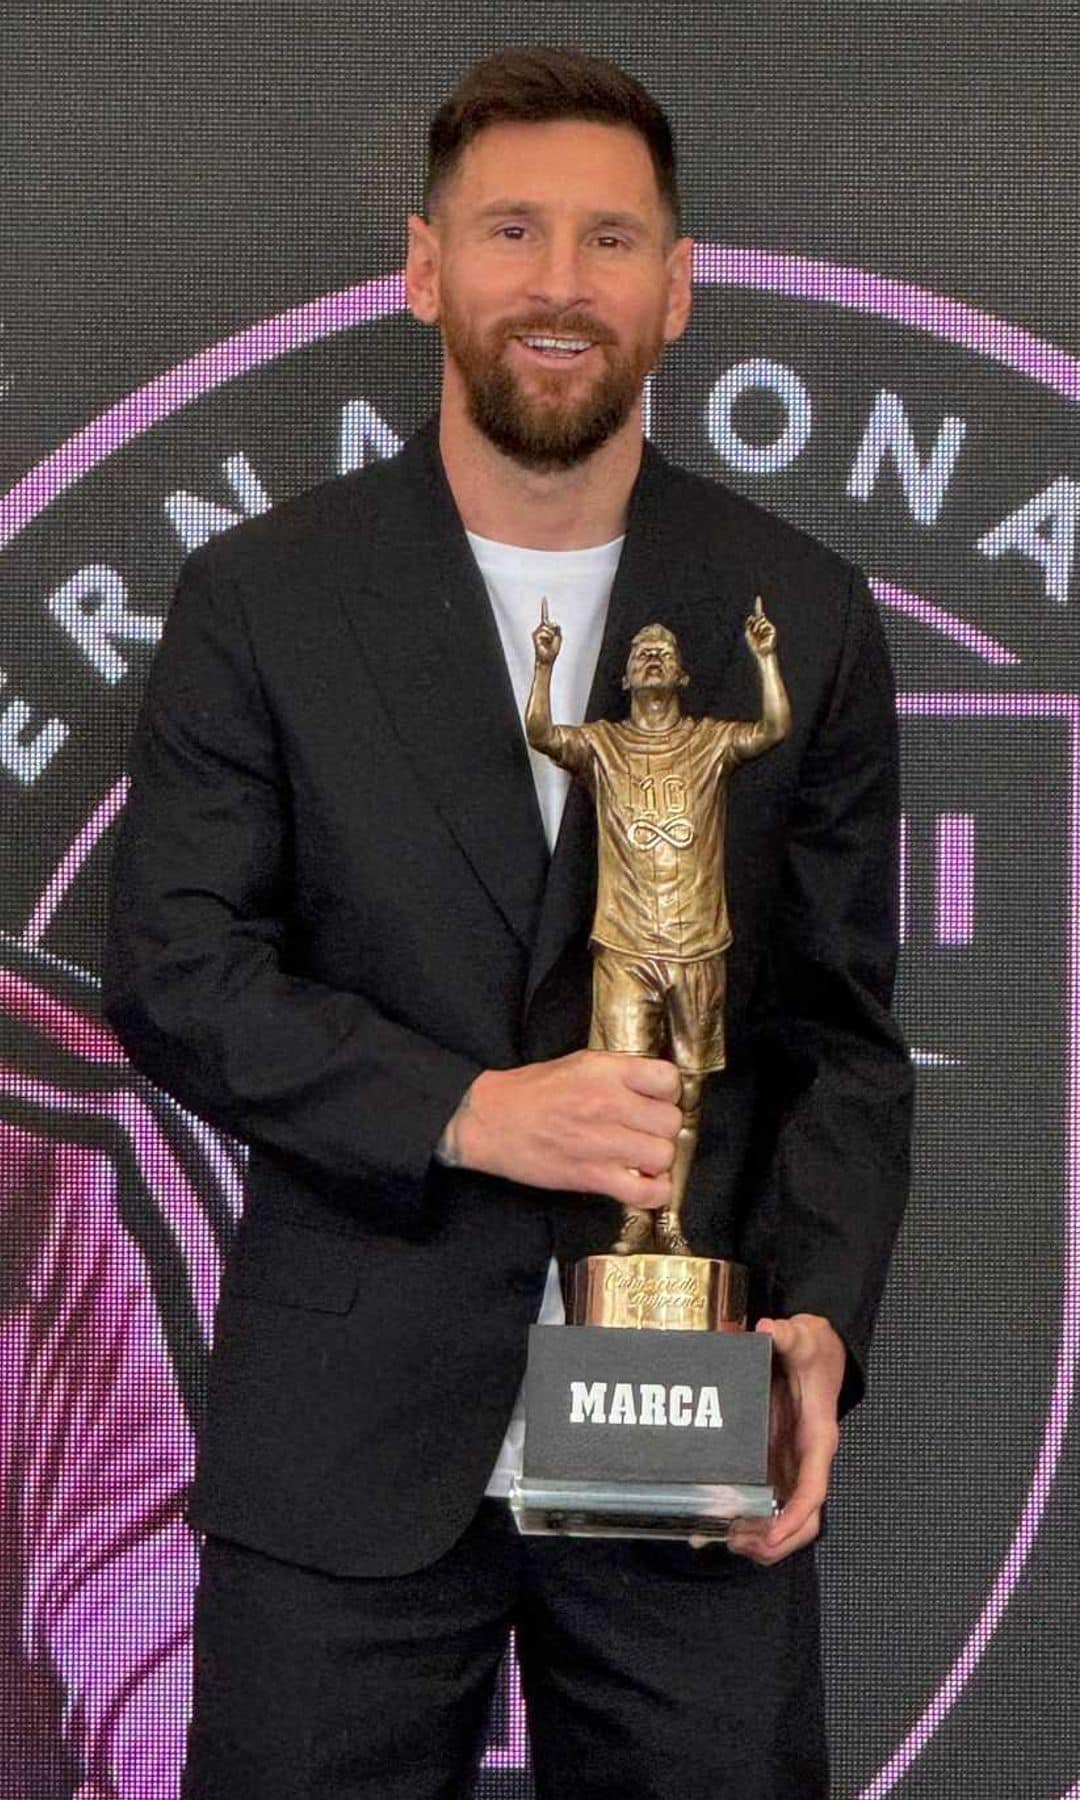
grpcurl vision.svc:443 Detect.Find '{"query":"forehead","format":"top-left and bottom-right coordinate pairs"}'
top-left (447, 118), bottom-right (665, 221)
top-left (631, 630), bottom-right (678, 650)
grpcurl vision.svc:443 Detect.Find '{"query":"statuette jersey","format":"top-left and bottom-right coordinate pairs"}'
top-left (546, 715), bottom-right (759, 960)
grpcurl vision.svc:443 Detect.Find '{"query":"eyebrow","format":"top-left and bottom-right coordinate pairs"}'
top-left (473, 199), bottom-right (651, 233)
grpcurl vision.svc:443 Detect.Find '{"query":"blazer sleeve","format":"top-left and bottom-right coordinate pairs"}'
top-left (103, 549), bottom-right (482, 1223)
top-left (740, 570), bottom-right (914, 1413)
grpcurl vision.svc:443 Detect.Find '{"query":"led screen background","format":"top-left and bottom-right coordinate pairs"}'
top-left (1, 4), bottom-right (1078, 1795)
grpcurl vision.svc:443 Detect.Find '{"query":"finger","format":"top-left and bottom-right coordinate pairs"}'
top-left (754, 594), bottom-right (764, 616)
top-left (597, 1126), bottom-right (676, 1180)
top-left (728, 1509), bottom-right (821, 1564)
top-left (604, 1165), bottom-right (673, 1211)
top-left (621, 1094), bottom-right (684, 1142)
top-left (724, 1522), bottom-right (768, 1559)
top-left (618, 1056), bottom-right (682, 1103)
top-left (755, 1315), bottom-right (800, 1359)
top-left (758, 1315), bottom-right (839, 1384)
top-left (541, 596), bottom-right (549, 624)
top-left (766, 1441), bottom-right (833, 1549)
top-left (756, 1320), bottom-right (838, 1499)
top-left (767, 1381), bottom-right (837, 1520)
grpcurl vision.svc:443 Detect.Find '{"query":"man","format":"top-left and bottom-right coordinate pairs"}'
top-left (525, 602), bottom-right (791, 1255)
top-left (105, 45), bottom-right (912, 1799)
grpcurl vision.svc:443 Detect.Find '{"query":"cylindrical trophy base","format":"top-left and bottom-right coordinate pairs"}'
top-left (571, 1254), bottom-right (748, 1331)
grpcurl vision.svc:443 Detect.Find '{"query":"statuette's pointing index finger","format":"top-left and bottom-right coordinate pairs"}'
top-left (754, 594), bottom-right (764, 616)
top-left (540, 597), bottom-right (550, 625)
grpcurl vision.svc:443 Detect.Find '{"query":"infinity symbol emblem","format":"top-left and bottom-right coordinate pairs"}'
top-left (627, 815), bottom-right (695, 850)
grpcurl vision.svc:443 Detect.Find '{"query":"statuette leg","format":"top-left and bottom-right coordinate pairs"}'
top-left (613, 1206), bottom-right (657, 1256)
top-left (654, 1072), bottom-right (703, 1254)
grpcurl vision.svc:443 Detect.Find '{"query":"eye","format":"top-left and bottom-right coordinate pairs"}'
top-left (496, 224), bottom-right (529, 241)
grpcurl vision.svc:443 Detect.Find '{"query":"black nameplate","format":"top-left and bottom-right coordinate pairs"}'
top-left (522, 1325), bottom-right (771, 1486)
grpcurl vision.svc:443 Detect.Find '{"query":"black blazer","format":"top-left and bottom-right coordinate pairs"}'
top-left (104, 420), bottom-right (913, 1577)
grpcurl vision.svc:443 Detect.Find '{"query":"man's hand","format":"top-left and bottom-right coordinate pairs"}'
top-left (723, 1313), bottom-right (846, 1564)
top-left (532, 597), bottom-right (563, 667)
top-left (437, 1051), bottom-right (682, 1212)
top-left (744, 594), bottom-right (778, 660)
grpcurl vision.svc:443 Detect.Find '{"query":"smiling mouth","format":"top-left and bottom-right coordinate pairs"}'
top-left (515, 334), bottom-right (596, 360)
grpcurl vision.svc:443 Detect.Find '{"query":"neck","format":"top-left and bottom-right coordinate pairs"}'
top-left (437, 372), bottom-right (643, 549)
top-left (629, 691), bottom-right (683, 732)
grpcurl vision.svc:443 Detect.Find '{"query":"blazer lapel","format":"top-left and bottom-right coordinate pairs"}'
top-left (337, 422), bottom-right (550, 950)
top-left (523, 440), bottom-right (750, 1016)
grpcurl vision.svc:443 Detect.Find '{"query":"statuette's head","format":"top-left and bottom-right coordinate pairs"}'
top-left (622, 624), bottom-right (689, 695)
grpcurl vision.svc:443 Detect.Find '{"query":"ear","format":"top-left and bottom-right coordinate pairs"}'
top-left (662, 234), bottom-right (694, 345)
top-left (406, 213), bottom-right (441, 325)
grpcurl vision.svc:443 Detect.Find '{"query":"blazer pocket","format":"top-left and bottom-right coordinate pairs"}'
top-left (223, 1220), bottom-right (361, 1314)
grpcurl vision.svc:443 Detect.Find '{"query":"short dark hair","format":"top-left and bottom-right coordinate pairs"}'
top-left (425, 47), bottom-right (682, 235)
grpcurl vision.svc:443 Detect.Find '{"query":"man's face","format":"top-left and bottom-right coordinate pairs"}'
top-left (624, 630), bottom-right (687, 695)
top-left (408, 119), bottom-right (692, 471)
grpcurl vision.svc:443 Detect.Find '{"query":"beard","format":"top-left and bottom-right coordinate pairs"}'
top-left (441, 302), bottom-right (665, 472)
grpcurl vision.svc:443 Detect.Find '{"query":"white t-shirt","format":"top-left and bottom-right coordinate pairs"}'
top-left (465, 527), bottom-right (624, 1498)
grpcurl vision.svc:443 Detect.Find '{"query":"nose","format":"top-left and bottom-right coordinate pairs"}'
top-left (525, 225), bottom-right (593, 315)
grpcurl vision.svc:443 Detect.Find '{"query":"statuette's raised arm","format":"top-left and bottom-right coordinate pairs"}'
top-left (525, 597), bottom-right (563, 755)
top-left (740, 595), bottom-right (792, 759)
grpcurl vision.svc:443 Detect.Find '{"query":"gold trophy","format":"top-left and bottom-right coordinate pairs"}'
top-left (527, 595), bottom-right (790, 1324)
top-left (511, 596), bottom-right (790, 1539)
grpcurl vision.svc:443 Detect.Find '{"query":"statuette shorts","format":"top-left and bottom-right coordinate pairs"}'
top-left (587, 944), bottom-right (727, 1076)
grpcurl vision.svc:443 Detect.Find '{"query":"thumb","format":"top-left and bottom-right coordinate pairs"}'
top-left (756, 1316), bottom-right (797, 1355)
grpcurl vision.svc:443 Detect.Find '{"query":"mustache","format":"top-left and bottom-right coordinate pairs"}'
top-left (494, 313), bottom-right (618, 348)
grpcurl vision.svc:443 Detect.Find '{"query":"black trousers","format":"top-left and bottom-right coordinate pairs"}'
top-left (181, 1501), bottom-right (827, 1800)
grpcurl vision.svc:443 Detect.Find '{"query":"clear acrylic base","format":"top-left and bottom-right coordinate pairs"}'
top-left (510, 1475), bottom-right (777, 1541)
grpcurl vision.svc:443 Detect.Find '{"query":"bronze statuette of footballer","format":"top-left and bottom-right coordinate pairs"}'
top-left (526, 595), bottom-right (791, 1278)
